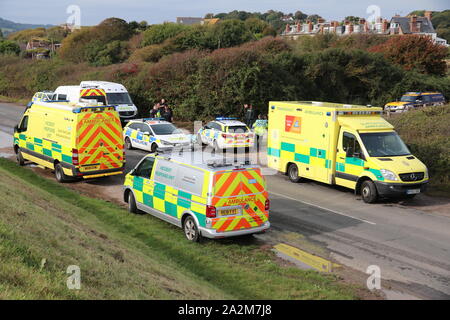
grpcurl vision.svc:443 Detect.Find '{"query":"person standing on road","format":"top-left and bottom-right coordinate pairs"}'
top-left (245, 104), bottom-right (256, 128)
top-left (252, 114), bottom-right (268, 151)
top-left (160, 99), bottom-right (168, 108)
top-left (161, 105), bottom-right (173, 123)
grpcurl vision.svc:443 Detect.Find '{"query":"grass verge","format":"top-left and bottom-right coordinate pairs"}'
top-left (387, 104), bottom-right (450, 196)
top-left (0, 157), bottom-right (363, 299)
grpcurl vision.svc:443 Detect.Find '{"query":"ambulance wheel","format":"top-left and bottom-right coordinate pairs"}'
top-left (151, 143), bottom-right (158, 153)
top-left (183, 216), bottom-right (201, 242)
top-left (16, 148), bottom-right (25, 166)
top-left (54, 163), bottom-right (69, 183)
top-left (127, 191), bottom-right (138, 214)
top-left (361, 180), bottom-right (378, 203)
top-left (125, 137), bottom-right (133, 150)
top-left (288, 163), bottom-right (301, 183)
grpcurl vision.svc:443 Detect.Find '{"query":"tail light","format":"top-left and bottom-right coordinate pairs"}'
top-left (206, 205), bottom-right (216, 218)
top-left (221, 133), bottom-right (233, 139)
top-left (265, 199), bottom-right (270, 211)
top-left (72, 148), bottom-right (79, 165)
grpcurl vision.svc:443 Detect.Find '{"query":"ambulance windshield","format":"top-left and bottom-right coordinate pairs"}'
top-left (359, 131), bottom-right (410, 157)
top-left (106, 92), bottom-right (133, 105)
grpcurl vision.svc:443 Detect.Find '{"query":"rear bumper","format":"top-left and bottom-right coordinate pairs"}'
top-left (73, 165), bottom-right (125, 179)
top-left (374, 180), bottom-right (428, 197)
top-left (199, 221), bottom-right (270, 239)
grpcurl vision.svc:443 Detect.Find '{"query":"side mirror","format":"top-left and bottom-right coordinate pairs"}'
top-left (14, 125), bottom-right (19, 133)
top-left (346, 147), bottom-right (354, 158)
top-left (129, 169), bottom-right (136, 176)
top-left (143, 131), bottom-right (150, 136)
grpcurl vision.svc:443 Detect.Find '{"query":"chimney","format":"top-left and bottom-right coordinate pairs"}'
top-left (308, 21), bottom-right (313, 32)
top-left (382, 19), bottom-right (388, 33)
top-left (296, 22), bottom-right (301, 32)
top-left (348, 24), bottom-right (354, 34)
top-left (410, 15), bottom-right (418, 32)
top-left (285, 24), bottom-right (290, 33)
top-left (318, 18), bottom-right (325, 24)
top-left (424, 11), bottom-right (432, 21)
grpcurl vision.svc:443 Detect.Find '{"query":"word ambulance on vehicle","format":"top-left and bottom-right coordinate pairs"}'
top-left (14, 98), bottom-right (125, 182)
top-left (197, 118), bottom-right (254, 151)
top-left (123, 153), bottom-right (270, 241)
top-left (267, 101), bottom-right (428, 203)
top-left (54, 81), bottom-right (138, 120)
top-left (123, 118), bottom-right (191, 153)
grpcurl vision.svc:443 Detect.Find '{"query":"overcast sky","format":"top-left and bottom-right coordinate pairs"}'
top-left (1, 0), bottom-right (448, 26)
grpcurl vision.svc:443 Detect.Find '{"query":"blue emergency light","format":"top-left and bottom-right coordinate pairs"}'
top-left (215, 117), bottom-right (237, 121)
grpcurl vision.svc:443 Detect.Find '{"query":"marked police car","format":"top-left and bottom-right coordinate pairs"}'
top-left (123, 118), bottom-right (191, 153)
top-left (197, 118), bottom-right (254, 151)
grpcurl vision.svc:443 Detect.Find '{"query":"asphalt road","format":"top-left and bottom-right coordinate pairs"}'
top-left (1, 102), bottom-right (449, 299)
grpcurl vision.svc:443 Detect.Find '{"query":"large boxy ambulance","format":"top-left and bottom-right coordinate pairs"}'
top-left (14, 99), bottom-right (125, 182)
top-left (267, 101), bottom-right (428, 203)
top-left (55, 81), bottom-right (138, 120)
top-left (123, 153), bottom-right (270, 241)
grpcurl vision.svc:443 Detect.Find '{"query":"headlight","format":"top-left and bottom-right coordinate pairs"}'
top-left (424, 168), bottom-right (429, 179)
top-left (161, 140), bottom-right (171, 145)
top-left (380, 169), bottom-right (398, 181)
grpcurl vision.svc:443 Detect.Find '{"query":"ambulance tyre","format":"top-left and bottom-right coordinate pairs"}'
top-left (361, 180), bottom-right (378, 203)
top-left (127, 191), bottom-right (138, 214)
top-left (16, 148), bottom-right (25, 166)
top-left (54, 163), bottom-right (69, 183)
top-left (288, 163), bottom-right (301, 183)
top-left (151, 143), bottom-right (158, 153)
top-left (183, 216), bottom-right (201, 242)
top-left (125, 137), bottom-right (133, 150)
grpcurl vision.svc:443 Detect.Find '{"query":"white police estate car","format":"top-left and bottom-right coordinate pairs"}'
top-left (123, 118), bottom-right (191, 153)
top-left (197, 118), bottom-right (254, 151)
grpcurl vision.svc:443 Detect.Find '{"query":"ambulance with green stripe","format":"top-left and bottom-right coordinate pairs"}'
top-left (267, 101), bottom-right (428, 203)
top-left (123, 153), bottom-right (270, 241)
top-left (14, 98), bottom-right (125, 182)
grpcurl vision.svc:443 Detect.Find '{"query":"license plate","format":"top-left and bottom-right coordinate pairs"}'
top-left (219, 208), bottom-right (238, 216)
top-left (406, 189), bottom-right (420, 195)
top-left (82, 164), bottom-right (100, 171)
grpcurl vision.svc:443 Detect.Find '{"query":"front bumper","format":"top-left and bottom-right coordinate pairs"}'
top-left (199, 221), bottom-right (270, 239)
top-left (374, 180), bottom-right (428, 197)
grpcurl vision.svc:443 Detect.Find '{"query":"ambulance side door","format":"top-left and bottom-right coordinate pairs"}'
top-left (132, 156), bottom-right (156, 208)
top-left (335, 130), bottom-right (365, 189)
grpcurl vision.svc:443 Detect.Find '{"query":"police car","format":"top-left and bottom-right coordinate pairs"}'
top-left (123, 118), bottom-right (191, 153)
top-left (197, 118), bottom-right (254, 151)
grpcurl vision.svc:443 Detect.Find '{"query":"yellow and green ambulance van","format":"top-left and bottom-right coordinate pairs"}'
top-left (123, 153), bottom-right (270, 241)
top-left (267, 101), bottom-right (429, 203)
top-left (14, 98), bottom-right (125, 182)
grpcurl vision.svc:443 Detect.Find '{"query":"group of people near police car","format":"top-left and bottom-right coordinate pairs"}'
top-left (149, 100), bottom-right (268, 142)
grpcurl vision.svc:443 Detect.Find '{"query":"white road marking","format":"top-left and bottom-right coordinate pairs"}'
top-left (269, 191), bottom-right (377, 225)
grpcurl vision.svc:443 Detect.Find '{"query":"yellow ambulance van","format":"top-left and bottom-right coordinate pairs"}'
top-left (267, 101), bottom-right (429, 203)
top-left (123, 154), bottom-right (270, 241)
top-left (14, 99), bottom-right (125, 182)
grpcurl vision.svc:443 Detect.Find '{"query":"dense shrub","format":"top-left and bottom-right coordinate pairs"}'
top-left (141, 23), bottom-right (187, 46)
top-left (0, 40), bottom-right (20, 55)
top-left (369, 35), bottom-right (448, 76)
top-left (59, 18), bottom-right (133, 65)
top-left (388, 105), bottom-right (450, 192)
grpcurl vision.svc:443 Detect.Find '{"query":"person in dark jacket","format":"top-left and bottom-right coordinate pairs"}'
top-left (244, 104), bottom-right (256, 128)
top-left (161, 105), bottom-right (173, 123)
